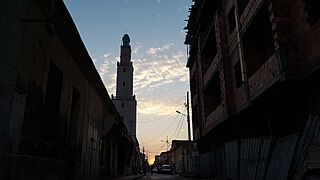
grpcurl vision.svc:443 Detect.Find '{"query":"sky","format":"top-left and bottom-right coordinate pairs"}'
top-left (64, 0), bottom-right (193, 164)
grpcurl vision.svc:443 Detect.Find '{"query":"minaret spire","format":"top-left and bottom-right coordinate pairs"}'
top-left (112, 34), bottom-right (137, 138)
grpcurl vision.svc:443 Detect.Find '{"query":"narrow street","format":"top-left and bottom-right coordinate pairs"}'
top-left (2, 0), bottom-right (320, 180)
top-left (145, 174), bottom-right (201, 180)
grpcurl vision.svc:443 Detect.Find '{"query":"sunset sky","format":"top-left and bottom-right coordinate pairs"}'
top-left (64, 0), bottom-right (193, 164)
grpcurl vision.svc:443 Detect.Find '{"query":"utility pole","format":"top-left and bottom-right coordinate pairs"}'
top-left (186, 91), bottom-right (191, 175)
top-left (162, 136), bottom-right (170, 151)
top-left (186, 91), bottom-right (191, 142)
top-left (176, 92), bottom-right (192, 175)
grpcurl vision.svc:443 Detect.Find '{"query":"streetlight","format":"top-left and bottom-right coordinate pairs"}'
top-left (176, 92), bottom-right (191, 142)
top-left (176, 91), bottom-right (192, 175)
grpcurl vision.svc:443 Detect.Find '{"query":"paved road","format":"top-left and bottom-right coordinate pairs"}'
top-left (146, 174), bottom-right (198, 180)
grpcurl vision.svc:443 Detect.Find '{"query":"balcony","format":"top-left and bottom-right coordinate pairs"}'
top-left (205, 101), bottom-right (228, 131)
top-left (203, 72), bottom-right (229, 130)
top-left (203, 54), bottom-right (220, 87)
top-left (248, 51), bottom-right (281, 99)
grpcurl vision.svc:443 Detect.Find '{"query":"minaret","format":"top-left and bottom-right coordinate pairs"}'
top-left (112, 34), bottom-right (137, 137)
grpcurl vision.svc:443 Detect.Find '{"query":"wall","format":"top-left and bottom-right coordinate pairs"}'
top-left (0, 0), bottom-right (118, 179)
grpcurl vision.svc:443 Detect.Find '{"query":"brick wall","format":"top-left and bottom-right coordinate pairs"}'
top-left (289, 0), bottom-right (320, 74)
top-left (248, 52), bottom-right (281, 98)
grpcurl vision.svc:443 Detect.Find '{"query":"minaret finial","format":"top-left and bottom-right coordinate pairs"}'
top-left (122, 34), bottom-right (130, 46)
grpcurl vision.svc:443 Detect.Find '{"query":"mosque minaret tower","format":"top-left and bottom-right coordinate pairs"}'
top-left (112, 34), bottom-right (137, 137)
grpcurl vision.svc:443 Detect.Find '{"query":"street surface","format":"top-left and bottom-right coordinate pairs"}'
top-left (145, 174), bottom-right (199, 180)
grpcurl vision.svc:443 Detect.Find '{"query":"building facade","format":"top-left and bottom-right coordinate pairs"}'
top-left (170, 140), bottom-right (195, 174)
top-left (185, 0), bottom-right (320, 179)
top-left (112, 34), bottom-right (137, 138)
top-left (0, 0), bottom-right (136, 179)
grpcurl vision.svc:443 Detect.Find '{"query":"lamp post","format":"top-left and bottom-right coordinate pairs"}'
top-left (175, 111), bottom-right (191, 142)
top-left (176, 92), bottom-right (191, 142)
top-left (176, 91), bottom-right (191, 175)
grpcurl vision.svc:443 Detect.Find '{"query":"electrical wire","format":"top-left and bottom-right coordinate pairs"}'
top-left (139, 104), bottom-right (187, 144)
top-left (144, 111), bottom-right (187, 156)
top-left (137, 112), bottom-right (175, 124)
top-left (143, 115), bottom-right (184, 155)
top-left (137, 104), bottom-right (186, 124)
top-left (175, 111), bottom-right (186, 140)
top-left (137, 105), bottom-right (185, 136)
top-left (140, 114), bottom-right (179, 145)
top-left (144, 143), bottom-right (166, 148)
top-left (169, 113), bottom-right (184, 141)
top-left (149, 142), bottom-right (167, 154)
top-left (175, 119), bottom-right (184, 140)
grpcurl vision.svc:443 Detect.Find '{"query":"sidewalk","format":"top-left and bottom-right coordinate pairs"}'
top-left (112, 174), bottom-right (148, 180)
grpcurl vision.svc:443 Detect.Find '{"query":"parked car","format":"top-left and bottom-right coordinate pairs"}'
top-left (152, 167), bottom-right (157, 173)
top-left (161, 165), bottom-right (172, 174)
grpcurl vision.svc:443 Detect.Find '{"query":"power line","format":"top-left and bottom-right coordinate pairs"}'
top-left (137, 112), bottom-right (175, 124)
top-left (144, 143), bottom-right (166, 148)
top-left (137, 111), bottom-right (183, 136)
top-left (137, 104), bottom-right (186, 124)
top-left (140, 114), bottom-right (179, 145)
top-left (169, 113), bottom-right (184, 141)
top-left (175, 114), bottom-right (185, 140)
top-left (143, 115), bottom-right (184, 155)
top-left (147, 142), bottom-right (167, 154)
top-left (137, 105), bottom-right (186, 136)
top-left (161, 136), bottom-right (170, 151)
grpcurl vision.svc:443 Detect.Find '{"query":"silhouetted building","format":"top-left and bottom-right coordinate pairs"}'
top-left (112, 34), bottom-right (137, 139)
top-left (0, 0), bottom-right (135, 179)
top-left (185, 0), bottom-right (320, 179)
top-left (170, 140), bottom-right (195, 174)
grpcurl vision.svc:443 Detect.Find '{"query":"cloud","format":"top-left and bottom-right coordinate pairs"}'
top-left (96, 43), bottom-right (189, 105)
top-left (132, 42), bottom-right (142, 54)
top-left (146, 43), bottom-right (174, 55)
top-left (98, 53), bottom-right (111, 79)
top-left (157, 14), bottom-right (161, 18)
top-left (106, 73), bottom-right (116, 94)
top-left (96, 52), bottom-right (118, 94)
top-left (138, 97), bottom-right (184, 115)
top-left (132, 50), bottom-right (189, 96)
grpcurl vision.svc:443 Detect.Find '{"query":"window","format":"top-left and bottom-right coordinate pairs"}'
top-left (305, 0), bottom-right (320, 26)
top-left (242, 1), bottom-right (275, 77)
top-left (70, 88), bottom-right (81, 161)
top-left (123, 81), bottom-right (125, 86)
top-left (123, 67), bottom-right (126, 72)
top-left (42, 61), bottom-right (63, 141)
top-left (122, 103), bottom-right (125, 107)
top-left (228, 6), bottom-right (236, 35)
top-left (204, 72), bottom-right (221, 116)
top-left (201, 30), bottom-right (218, 75)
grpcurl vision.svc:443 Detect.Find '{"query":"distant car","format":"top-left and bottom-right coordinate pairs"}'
top-left (152, 167), bottom-right (157, 173)
top-left (161, 165), bottom-right (172, 174)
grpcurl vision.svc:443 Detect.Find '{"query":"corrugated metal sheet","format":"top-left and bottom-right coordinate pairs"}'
top-left (213, 146), bottom-right (226, 178)
top-left (265, 134), bottom-right (299, 180)
top-left (225, 140), bottom-right (238, 179)
top-left (255, 138), bottom-right (272, 180)
top-left (290, 115), bottom-right (320, 180)
top-left (239, 137), bottom-right (272, 180)
top-left (190, 145), bottom-right (226, 178)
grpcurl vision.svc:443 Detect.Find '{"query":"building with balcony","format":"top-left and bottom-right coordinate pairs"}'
top-left (185, 0), bottom-right (320, 179)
